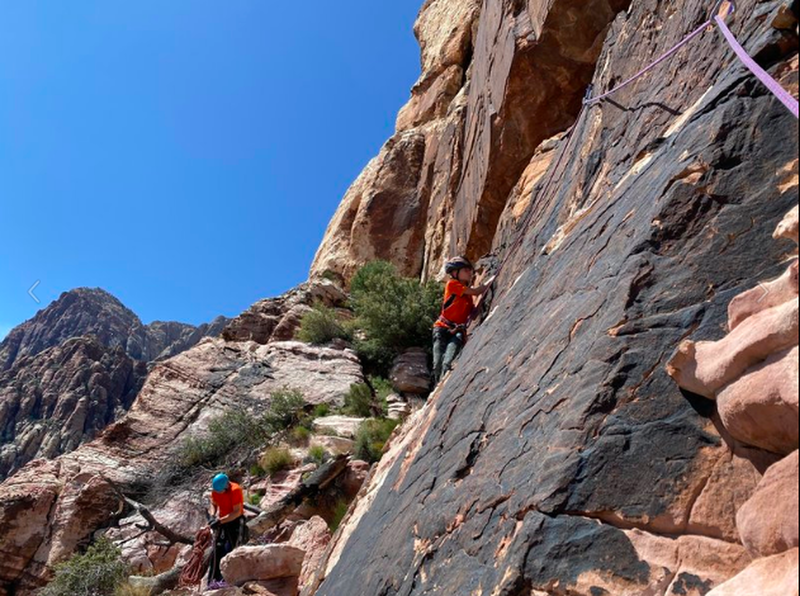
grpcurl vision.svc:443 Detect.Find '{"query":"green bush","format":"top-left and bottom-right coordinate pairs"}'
top-left (312, 403), bottom-right (331, 418)
top-left (264, 389), bottom-right (307, 431)
top-left (329, 499), bottom-right (350, 533)
top-left (307, 444), bottom-right (327, 465)
top-left (292, 426), bottom-right (312, 445)
top-left (354, 418), bottom-right (399, 463)
top-left (369, 376), bottom-right (394, 416)
top-left (176, 389), bottom-right (307, 470)
top-left (296, 305), bottom-right (351, 345)
top-left (349, 261), bottom-right (442, 374)
top-left (248, 493), bottom-right (262, 506)
top-left (40, 538), bottom-right (127, 596)
top-left (342, 383), bottom-right (374, 418)
top-left (260, 447), bottom-right (294, 476)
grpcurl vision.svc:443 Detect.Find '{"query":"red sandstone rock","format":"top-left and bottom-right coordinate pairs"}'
top-left (706, 548), bottom-right (799, 596)
top-left (716, 346), bottom-right (799, 455)
top-left (774, 205), bottom-right (799, 245)
top-left (220, 545), bottom-right (305, 586)
top-left (667, 298), bottom-right (799, 398)
top-left (728, 260), bottom-right (798, 331)
top-left (737, 451), bottom-right (799, 558)
top-left (286, 517), bottom-right (331, 592)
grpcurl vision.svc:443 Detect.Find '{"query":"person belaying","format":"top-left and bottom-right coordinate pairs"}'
top-left (207, 473), bottom-right (246, 583)
top-left (433, 256), bottom-right (495, 383)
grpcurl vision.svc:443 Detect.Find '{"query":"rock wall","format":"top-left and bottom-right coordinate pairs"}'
top-left (311, 0), bottom-right (631, 282)
top-left (307, 0), bottom-right (799, 594)
top-left (669, 206), bottom-right (798, 595)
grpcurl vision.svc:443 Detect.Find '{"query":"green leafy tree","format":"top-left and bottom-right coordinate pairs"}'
top-left (296, 305), bottom-right (351, 345)
top-left (349, 261), bottom-right (442, 374)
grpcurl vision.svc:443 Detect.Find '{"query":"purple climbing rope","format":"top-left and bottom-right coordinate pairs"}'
top-left (714, 15), bottom-right (799, 119)
top-left (584, 19), bottom-right (714, 107)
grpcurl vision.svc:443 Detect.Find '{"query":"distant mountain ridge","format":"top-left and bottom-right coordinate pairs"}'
top-left (0, 287), bottom-right (229, 371)
top-left (0, 287), bottom-right (228, 479)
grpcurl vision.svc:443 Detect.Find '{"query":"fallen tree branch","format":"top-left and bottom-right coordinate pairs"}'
top-left (101, 475), bottom-right (195, 545)
top-left (248, 454), bottom-right (350, 536)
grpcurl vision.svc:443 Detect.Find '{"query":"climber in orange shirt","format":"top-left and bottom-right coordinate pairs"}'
top-left (433, 256), bottom-right (495, 383)
top-left (208, 473), bottom-right (246, 583)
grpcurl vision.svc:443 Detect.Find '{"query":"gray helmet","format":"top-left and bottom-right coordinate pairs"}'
top-left (445, 256), bottom-right (474, 276)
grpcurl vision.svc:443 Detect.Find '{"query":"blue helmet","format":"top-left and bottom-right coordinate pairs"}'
top-left (212, 473), bottom-right (230, 493)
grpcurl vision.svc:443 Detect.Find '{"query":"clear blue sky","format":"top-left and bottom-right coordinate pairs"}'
top-left (0, 1), bottom-right (421, 337)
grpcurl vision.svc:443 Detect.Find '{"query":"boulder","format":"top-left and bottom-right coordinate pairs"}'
top-left (728, 260), bottom-right (798, 331)
top-left (716, 346), bottom-right (799, 454)
top-left (706, 548), bottom-right (799, 596)
top-left (667, 298), bottom-right (799, 399)
top-left (341, 460), bottom-right (371, 499)
top-left (390, 348), bottom-right (431, 395)
top-left (774, 205), bottom-right (799, 244)
top-left (312, 416), bottom-right (365, 439)
top-left (220, 545), bottom-right (305, 586)
top-left (286, 517), bottom-right (331, 591)
top-left (737, 451), bottom-right (799, 558)
top-left (310, 436), bottom-right (355, 456)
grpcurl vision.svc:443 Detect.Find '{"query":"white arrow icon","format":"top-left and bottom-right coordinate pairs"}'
top-left (756, 282), bottom-right (770, 303)
top-left (28, 281), bottom-right (41, 304)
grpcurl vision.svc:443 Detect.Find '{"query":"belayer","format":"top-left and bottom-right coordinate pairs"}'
top-left (433, 256), bottom-right (495, 383)
top-left (207, 473), bottom-right (247, 583)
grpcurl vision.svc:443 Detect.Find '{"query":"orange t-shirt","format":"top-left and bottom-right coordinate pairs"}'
top-left (211, 481), bottom-right (244, 518)
top-left (434, 280), bottom-right (474, 329)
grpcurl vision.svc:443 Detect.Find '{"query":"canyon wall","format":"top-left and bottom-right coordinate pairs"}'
top-left (308, 0), bottom-right (799, 594)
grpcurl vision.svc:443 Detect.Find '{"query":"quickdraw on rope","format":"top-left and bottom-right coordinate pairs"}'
top-left (470, 0), bottom-right (798, 328)
top-left (584, 0), bottom-right (799, 119)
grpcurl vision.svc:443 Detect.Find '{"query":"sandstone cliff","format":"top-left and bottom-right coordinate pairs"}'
top-left (307, 0), bottom-right (798, 594)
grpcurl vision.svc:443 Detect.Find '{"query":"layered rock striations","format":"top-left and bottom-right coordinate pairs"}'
top-left (0, 333), bottom-right (364, 594)
top-left (308, 0), bottom-right (799, 594)
top-left (0, 288), bottom-right (227, 478)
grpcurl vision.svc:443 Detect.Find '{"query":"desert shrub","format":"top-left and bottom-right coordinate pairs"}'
top-left (114, 583), bottom-right (152, 596)
top-left (296, 305), bottom-right (351, 345)
top-left (292, 426), bottom-right (312, 445)
top-left (329, 499), bottom-right (350, 533)
top-left (248, 493), bottom-right (262, 506)
top-left (263, 388), bottom-right (307, 431)
top-left (260, 447), bottom-right (294, 476)
top-left (176, 389), bottom-right (306, 470)
top-left (40, 538), bottom-right (127, 596)
top-left (354, 418), bottom-right (399, 463)
top-left (312, 403), bottom-right (331, 418)
top-left (307, 445), bottom-right (327, 465)
top-left (342, 383), bottom-right (374, 418)
top-left (369, 376), bottom-right (394, 416)
top-left (349, 261), bottom-right (442, 374)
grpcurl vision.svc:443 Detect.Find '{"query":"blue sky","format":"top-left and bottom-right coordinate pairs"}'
top-left (0, 1), bottom-right (421, 337)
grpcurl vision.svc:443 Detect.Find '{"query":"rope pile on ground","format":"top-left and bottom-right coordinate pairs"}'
top-left (179, 526), bottom-right (213, 587)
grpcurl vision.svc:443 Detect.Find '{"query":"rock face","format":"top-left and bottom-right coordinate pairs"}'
top-left (0, 288), bottom-right (227, 371)
top-left (221, 281), bottom-right (347, 344)
top-left (390, 348), bottom-right (431, 395)
top-left (669, 206), bottom-right (799, 594)
top-left (311, 0), bottom-right (632, 282)
top-left (307, 0), bottom-right (799, 594)
top-left (0, 334), bottom-right (364, 594)
top-left (0, 337), bottom-right (147, 480)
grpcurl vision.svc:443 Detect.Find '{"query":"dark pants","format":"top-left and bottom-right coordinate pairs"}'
top-left (208, 517), bottom-right (245, 582)
top-left (433, 327), bottom-right (464, 383)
